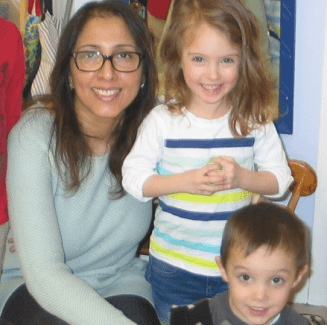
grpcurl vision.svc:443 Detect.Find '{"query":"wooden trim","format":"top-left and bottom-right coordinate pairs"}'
top-left (19, 0), bottom-right (28, 37)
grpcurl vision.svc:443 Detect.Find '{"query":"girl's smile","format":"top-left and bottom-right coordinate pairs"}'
top-left (181, 22), bottom-right (240, 120)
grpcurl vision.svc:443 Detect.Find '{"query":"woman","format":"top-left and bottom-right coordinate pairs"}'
top-left (0, 1), bottom-right (159, 324)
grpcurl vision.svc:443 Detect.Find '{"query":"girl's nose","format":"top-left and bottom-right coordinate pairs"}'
top-left (207, 63), bottom-right (220, 80)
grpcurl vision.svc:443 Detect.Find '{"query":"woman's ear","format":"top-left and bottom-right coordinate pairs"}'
top-left (68, 75), bottom-right (74, 90)
top-left (140, 76), bottom-right (146, 88)
top-left (215, 256), bottom-right (229, 283)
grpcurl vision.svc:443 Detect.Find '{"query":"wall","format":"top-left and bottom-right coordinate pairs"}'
top-left (281, 0), bottom-right (327, 305)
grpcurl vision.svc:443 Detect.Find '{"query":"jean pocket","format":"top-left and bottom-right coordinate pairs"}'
top-left (149, 255), bottom-right (179, 277)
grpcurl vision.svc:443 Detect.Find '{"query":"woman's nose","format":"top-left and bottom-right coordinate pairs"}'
top-left (97, 59), bottom-right (115, 79)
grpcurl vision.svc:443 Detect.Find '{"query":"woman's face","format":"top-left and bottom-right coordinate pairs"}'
top-left (70, 16), bottom-right (143, 129)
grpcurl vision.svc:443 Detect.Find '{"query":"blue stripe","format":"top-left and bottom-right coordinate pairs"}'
top-left (165, 138), bottom-right (255, 149)
top-left (153, 227), bottom-right (220, 254)
top-left (159, 200), bottom-right (234, 221)
top-left (159, 156), bottom-right (254, 171)
top-left (157, 165), bottom-right (171, 175)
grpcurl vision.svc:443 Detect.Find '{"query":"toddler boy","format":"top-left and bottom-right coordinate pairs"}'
top-left (170, 203), bottom-right (310, 325)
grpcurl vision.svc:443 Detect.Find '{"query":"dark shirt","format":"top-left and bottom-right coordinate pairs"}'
top-left (209, 291), bottom-right (309, 325)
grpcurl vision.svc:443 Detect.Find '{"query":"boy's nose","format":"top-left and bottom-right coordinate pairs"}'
top-left (252, 283), bottom-right (268, 301)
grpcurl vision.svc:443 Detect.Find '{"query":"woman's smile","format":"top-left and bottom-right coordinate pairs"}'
top-left (70, 16), bottom-right (143, 127)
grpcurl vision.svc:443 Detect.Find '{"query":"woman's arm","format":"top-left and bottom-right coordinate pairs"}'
top-left (7, 110), bottom-right (136, 325)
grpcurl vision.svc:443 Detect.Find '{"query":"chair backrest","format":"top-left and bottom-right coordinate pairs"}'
top-left (287, 159), bottom-right (317, 211)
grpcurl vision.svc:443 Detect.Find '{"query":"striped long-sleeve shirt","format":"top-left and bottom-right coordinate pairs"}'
top-left (122, 105), bottom-right (293, 276)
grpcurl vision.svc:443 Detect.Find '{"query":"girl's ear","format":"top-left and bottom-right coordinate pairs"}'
top-left (292, 264), bottom-right (309, 289)
top-left (215, 256), bottom-right (229, 283)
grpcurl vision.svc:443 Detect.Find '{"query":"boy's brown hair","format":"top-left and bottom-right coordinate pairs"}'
top-left (220, 202), bottom-right (310, 275)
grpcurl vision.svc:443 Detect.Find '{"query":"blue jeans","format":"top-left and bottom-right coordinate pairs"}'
top-left (145, 255), bottom-right (228, 324)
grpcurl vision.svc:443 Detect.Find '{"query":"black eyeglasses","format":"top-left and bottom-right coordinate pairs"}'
top-left (71, 51), bottom-right (144, 73)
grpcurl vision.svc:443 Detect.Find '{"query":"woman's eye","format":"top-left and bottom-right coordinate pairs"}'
top-left (116, 52), bottom-right (131, 59)
top-left (80, 52), bottom-right (99, 60)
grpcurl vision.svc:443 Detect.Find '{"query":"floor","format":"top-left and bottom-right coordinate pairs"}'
top-left (292, 303), bottom-right (327, 324)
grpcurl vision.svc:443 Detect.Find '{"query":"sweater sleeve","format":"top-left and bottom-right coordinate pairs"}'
top-left (122, 106), bottom-right (166, 202)
top-left (253, 122), bottom-right (293, 198)
top-left (6, 110), bottom-right (136, 325)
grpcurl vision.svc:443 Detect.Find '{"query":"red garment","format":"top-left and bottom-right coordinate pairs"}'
top-left (28, 0), bottom-right (42, 16)
top-left (147, 0), bottom-right (171, 20)
top-left (0, 17), bottom-right (25, 224)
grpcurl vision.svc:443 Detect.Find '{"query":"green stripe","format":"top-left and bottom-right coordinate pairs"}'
top-left (151, 240), bottom-right (218, 270)
top-left (168, 190), bottom-right (252, 204)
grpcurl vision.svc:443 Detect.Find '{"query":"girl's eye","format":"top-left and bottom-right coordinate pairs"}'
top-left (222, 57), bottom-right (234, 63)
top-left (272, 277), bottom-right (284, 285)
top-left (192, 56), bottom-right (204, 63)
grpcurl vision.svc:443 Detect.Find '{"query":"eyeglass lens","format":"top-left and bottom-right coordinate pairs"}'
top-left (75, 52), bottom-right (141, 72)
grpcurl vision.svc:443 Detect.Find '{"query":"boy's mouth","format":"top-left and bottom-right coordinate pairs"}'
top-left (248, 306), bottom-right (269, 317)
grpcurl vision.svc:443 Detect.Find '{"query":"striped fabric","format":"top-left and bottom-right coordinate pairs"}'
top-left (123, 104), bottom-right (293, 278)
top-left (150, 134), bottom-right (254, 276)
top-left (31, 11), bottom-right (62, 97)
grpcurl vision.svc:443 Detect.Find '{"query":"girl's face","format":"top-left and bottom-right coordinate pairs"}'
top-left (70, 16), bottom-right (143, 133)
top-left (181, 23), bottom-right (240, 119)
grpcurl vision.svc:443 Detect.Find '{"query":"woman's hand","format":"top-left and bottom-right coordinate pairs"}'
top-left (8, 238), bottom-right (16, 253)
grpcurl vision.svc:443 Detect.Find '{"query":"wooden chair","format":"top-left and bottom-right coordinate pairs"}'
top-left (138, 159), bottom-right (317, 255)
top-left (286, 159), bottom-right (317, 211)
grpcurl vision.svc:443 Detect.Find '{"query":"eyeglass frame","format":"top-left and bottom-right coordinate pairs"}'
top-left (71, 51), bottom-right (145, 73)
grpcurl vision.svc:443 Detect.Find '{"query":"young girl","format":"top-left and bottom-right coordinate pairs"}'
top-left (122, 0), bottom-right (293, 323)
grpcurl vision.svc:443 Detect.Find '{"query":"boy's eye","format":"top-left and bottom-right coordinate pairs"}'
top-left (240, 274), bottom-right (251, 282)
top-left (272, 277), bottom-right (284, 285)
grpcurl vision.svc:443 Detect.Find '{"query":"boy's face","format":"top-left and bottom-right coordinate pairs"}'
top-left (216, 245), bottom-right (307, 325)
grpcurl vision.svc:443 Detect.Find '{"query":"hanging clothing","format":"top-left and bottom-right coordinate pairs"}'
top-left (0, 17), bottom-right (25, 225)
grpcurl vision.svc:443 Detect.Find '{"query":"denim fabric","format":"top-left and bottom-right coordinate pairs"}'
top-left (145, 255), bottom-right (228, 325)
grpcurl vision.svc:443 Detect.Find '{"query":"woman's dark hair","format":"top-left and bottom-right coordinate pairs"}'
top-left (44, 0), bottom-right (157, 197)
